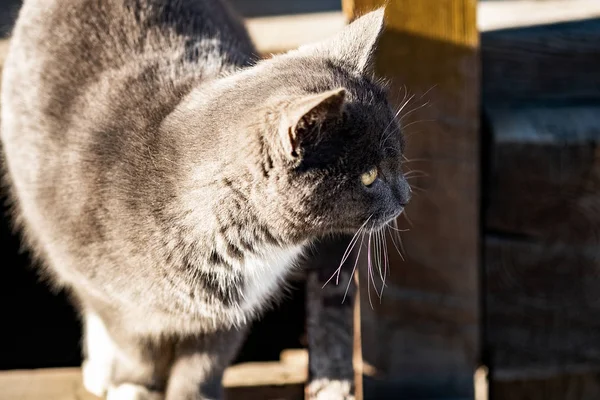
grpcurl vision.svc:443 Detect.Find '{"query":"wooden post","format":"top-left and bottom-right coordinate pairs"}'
top-left (344, 0), bottom-right (481, 398)
top-left (353, 272), bottom-right (364, 400)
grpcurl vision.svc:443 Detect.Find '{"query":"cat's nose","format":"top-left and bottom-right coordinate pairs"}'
top-left (394, 175), bottom-right (412, 207)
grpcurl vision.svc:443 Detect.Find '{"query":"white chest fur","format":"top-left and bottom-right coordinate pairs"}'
top-left (240, 244), bottom-right (305, 313)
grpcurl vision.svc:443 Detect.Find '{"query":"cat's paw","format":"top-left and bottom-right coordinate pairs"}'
top-left (82, 359), bottom-right (110, 397)
top-left (106, 384), bottom-right (164, 400)
top-left (307, 378), bottom-right (355, 400)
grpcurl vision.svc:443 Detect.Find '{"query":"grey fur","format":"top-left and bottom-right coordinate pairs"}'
top-left (1, 1), bottom-right (410, 399)
top-left (306, 237), bottom-right (358, 400)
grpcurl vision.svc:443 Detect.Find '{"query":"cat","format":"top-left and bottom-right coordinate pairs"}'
top-left (1, 0), bottom-right (411, 399)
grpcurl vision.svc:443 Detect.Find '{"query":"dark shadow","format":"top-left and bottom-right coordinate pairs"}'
top-left (0, 190), bottom-right (82, 369)
top-left (0, 0), bottom-right (21, 38)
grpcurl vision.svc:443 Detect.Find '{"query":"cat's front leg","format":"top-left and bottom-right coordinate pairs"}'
top-left (305, 236), bottom-right (357, 400)
top-left (81, 309), bottom-right (171, 400)
top-left (165, 326), bottom-right (248, 400)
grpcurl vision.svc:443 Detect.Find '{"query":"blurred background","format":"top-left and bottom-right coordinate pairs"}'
top-left (1, 0), bottom-right (600, 399)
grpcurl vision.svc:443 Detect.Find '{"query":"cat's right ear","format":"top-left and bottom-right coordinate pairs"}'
top-left (296, 8), bottom-right (385, 75)
top-left (279, 88), bottom-right (346, 161)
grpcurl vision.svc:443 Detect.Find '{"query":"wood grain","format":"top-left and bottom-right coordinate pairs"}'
top-left (485, 106), bottom-right (600, 244)
top-left (0, 356), bottom-right (308, 400)
top-left (484, 106), bottom-right (600, 399)
top-left (486, 237), bottom-right (600, 379)
top-left (492, 372), bottom-right (600, 400)
top-left (482, 18), bottom-right (600, 106)
top-left (344, 0), bottom-right (480, 398)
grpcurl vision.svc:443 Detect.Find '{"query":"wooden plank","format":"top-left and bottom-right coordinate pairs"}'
top-left (344, 0), bottom-right (480, 398)
top-left (353, 272), bottom-right (364, 400)
top-left (478, 0), bottom-right (600, 32)
top-left (491, 372), bottom-right (600, 400)
top-left (0, 355), bottom-right (308, 400)
top-left (481, 18), bottom-right (600, 106)
top-left (485, 106), bottom-right (600, 243)
top-left (245, 12), bottom-right (347, 55)
top-left (0, 368), bottom-right (97, 400)
top-left (485, 236), bottom-right (600, 379)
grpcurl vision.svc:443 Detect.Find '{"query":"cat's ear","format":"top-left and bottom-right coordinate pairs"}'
top-left (279, 88), bottom-right (346, 160)
top-left (299, 8), bottom-right (385, 75)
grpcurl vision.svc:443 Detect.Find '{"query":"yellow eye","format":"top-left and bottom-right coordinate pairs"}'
top-left (360, 167), bottom-right (378, 186)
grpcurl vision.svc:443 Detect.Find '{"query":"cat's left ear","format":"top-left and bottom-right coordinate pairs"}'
top-left (299, 8), bottom-right (385, 75)
top-left (279, 88), bottom-right (346, 160)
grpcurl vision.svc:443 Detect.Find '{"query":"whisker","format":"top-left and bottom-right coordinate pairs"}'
top-left (387, 225), bottom-right (405, 262)
top-left (409, 185), bottom-right (426, 193)
top-left (367, 233), bottom-right (382, 301)
top-left (393, 219), bottom-right (405, 251)
top-left (400, 100), bottom-right (431, 123)
top-left (404, 169), bottom-right (429, 177)
top-left (381, 229), bottom-right (389, 299)
top-left (380, 98), bottom-right (415, 148)
top-left (373, 229), bottom-right (381, 276)
top-left (418, 84), bottom-right (438, 101)
top-left (342, 231), bottom-right (366, 303)
top-left (386, 223), bottom-right (409, 233)
top-left (374, 229), bottom-right (386, 300)
top-left (323, 215), bottom-right (372, 288)
top-left (393, 219), bottom-right (408, 257)
top-left (322, 231), bottom-right (360, 288)
top-left (402, 210), bottom-right (414, 228)
top-left (401, 118), bottom-right (435, 130)
top-left (405, 176), bottom-right (427, 182)
top-left (402, 156), bottom-right (431, 164)
top-left (366, 231), bottom-right (374, 310)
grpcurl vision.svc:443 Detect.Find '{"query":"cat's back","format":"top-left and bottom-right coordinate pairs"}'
top-left (1, 0), bottom-right (255, 268)
top-left (2, 0), bottom-right (254, 127)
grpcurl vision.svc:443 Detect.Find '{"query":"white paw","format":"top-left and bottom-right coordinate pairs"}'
top-left (307, 378), bottom-right (355, 400)
top-left (82, 313), bottom-right (116, 397)
top-left (106, 384), bottom-right (164, 400)
top-left (82, 359), bottom-right (110, 397)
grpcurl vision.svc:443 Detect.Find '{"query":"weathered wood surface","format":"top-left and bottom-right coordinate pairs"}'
top-left (483, 54), bottom-right (600, 400)
top-left (478, 0), bottom-right (600, 32)
top-left (482, 18), bottom-right (600, 106)
top-left (491, 372), bottom-right (600, 400)
top-left (486, 237), bottom-right (600, 377)
top-left (0, 351), bottom-right (308, 400)
top-left (485, 106), bottom-right (600, 243)
top-left (245, 12), bottom-right (346, 55)
top-left (344, 0), bottom-right (480, 399)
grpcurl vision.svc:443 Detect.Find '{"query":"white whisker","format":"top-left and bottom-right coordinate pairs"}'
top-left (401, 118), bottom-right (435, 130)
top-left (399, 100), bottom-right (431, 123)
top-left (323, 215), bottom-right (372, 288)
top-left (366, 231), bottom-right (375, 309)
top-left (367, 232), bottom-right (381, 304)
top-left (342, 231), bottom-right (366, 304)
top-left (380, 229), bottom-right (389, 301)
top-left (387, 225), bottom-right (405, 262)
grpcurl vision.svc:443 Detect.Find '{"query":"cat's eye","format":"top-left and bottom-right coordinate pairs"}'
top-left (360, 167), bottom-right (378, 186)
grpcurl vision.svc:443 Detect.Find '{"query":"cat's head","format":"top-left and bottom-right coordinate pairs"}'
top-left (244, 9), bottom-right (411, 238)
top-left (177, 9), bottom-right (411, 239)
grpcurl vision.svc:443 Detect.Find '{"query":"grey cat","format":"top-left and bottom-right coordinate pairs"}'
top-left (1, 0), bottom-right (410, 399)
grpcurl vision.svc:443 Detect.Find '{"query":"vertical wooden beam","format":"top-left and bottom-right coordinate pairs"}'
top-left (344, 0), bottom-right (481, 398)
top-left (353, 273), bottom-right (364, 400)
